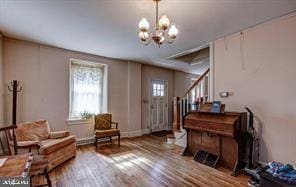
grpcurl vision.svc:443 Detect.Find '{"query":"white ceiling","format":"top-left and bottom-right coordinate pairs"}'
top-left (0, 0), bottom-right (296, 74)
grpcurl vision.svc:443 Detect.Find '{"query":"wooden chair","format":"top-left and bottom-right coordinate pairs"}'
top-left (0, 125), bottom-right (52, 187)
top-left (0, 125), bottom-right (17, 156)
top-left (94, 113), bottom-right (120, 150)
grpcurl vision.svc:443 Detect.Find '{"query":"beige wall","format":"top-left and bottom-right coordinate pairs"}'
top-left (174, 71), bottom-right (198, 98)
top-left (3, 38), bottom-right (129, 138)
top-left (127, 61), bottom-right (142, 134)
top-left (141, 65), bottom-right (174, 131)
top-left (140, 66), bottom-right (197, 133)
top-left (214, 12), bottom-right (296, 164)
top-left (0, 34), bottom-right (3, 125)
top-left (3, 38), bottom-right (194, 139)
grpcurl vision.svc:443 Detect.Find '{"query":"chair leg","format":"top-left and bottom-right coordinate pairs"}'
top-left (44, 168), bottom-right (52, 187)
top-left (30, 177), bottom-right (33, 187)
top-left (109, 137), bottom-right (112, 144)
top-left (95, 138), bottom-right (98, 150)
top-left (118, 135), bottom-right (120, 147)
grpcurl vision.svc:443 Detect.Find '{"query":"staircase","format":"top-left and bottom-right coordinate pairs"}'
top-left (171, 68), bottom-right (210, 146)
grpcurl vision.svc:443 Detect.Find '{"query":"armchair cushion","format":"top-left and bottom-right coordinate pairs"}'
top-left (39, 136), bottom-right (75, 155)
top-left (49, 131), bottom-right (70, 139)
top-left (16, 120), bottom-right (50, 141)
top-left (95, 129), bottom-right (120, 138)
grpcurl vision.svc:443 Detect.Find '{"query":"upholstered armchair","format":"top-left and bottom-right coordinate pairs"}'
top-left (13, 120), bottom-right (76, 171)
top-left (1, 125), bottom-right (52, 186)
top-left (94, 113), bottom-right (120, 150)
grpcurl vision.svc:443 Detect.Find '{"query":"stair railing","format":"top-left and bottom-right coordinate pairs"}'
top-left (173, 68), bottom-right (210, 131)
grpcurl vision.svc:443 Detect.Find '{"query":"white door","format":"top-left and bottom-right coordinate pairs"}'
top-left (150, 80), bottom-right (168, 132)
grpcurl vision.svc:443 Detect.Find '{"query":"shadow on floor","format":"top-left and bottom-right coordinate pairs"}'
top-left (96, 143), bottom-right (132, 156)
top-left (150, 130), bottom-right (173, 137)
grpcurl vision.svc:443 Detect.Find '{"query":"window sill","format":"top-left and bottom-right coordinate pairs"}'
top-left (66, 118), bottom-right (94, 126)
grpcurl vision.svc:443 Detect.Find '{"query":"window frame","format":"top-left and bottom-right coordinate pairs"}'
top-left (68, 58), bottom-right (108, 120)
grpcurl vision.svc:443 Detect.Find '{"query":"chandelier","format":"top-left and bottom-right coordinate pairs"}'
top-left (138, 0), bottom-right (179, 47)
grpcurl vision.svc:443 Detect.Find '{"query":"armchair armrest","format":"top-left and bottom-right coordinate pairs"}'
top-left (16, 140), bottom-right (40, 153)
top-left (111, 122), bottom-right (118, 129)
top-left (49, 131), bottom-right (70, 139)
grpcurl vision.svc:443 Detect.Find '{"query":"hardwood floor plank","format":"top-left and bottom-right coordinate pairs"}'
top-left (33, 135), bottom-right (249, 187)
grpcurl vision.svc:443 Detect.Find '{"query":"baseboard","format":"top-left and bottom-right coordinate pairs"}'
top-left (76, 129), bottom-right (164, 146)
top-left (76, 137), bottom-right (95, 146)
top-left (121, 130), bottom-right (142, 138)
top-left (76, 136), bottom-right (118, 146)
top-left (141, 128), bottom-right (150, 135)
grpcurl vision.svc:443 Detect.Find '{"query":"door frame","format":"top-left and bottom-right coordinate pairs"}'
top-left (149, 79), bottom-right (169, 133)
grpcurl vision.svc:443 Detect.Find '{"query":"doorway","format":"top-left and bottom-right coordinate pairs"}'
top-left (150, 80), bottom-right (168, 132)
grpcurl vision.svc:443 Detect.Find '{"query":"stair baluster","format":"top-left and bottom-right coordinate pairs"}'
top-left (172, 68), bottom-right (210, 132)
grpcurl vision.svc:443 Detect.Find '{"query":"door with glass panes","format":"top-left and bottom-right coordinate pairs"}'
top-left (150, 80), bottom-right (168, 132)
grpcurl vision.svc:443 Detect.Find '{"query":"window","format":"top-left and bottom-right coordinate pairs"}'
top-left (69, 59), bottom-right (107, 119)
top-left (152, 83), bottom-right (164, 97)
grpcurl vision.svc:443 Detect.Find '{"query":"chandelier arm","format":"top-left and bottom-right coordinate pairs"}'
top-left (166, 36), bottom-right (175, 44)
top-left (167, 40), bottom-right (174, 44)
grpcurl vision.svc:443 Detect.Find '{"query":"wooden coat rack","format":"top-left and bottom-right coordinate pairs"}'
top-left (8, 80), bottom-right (22, 126)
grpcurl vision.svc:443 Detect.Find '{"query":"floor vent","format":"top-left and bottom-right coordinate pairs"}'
top-left (193, 150), bottom-right (220, 168)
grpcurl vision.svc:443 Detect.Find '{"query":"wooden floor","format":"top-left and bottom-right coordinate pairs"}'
top-left (34, 135), bottom-right (249, 187)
